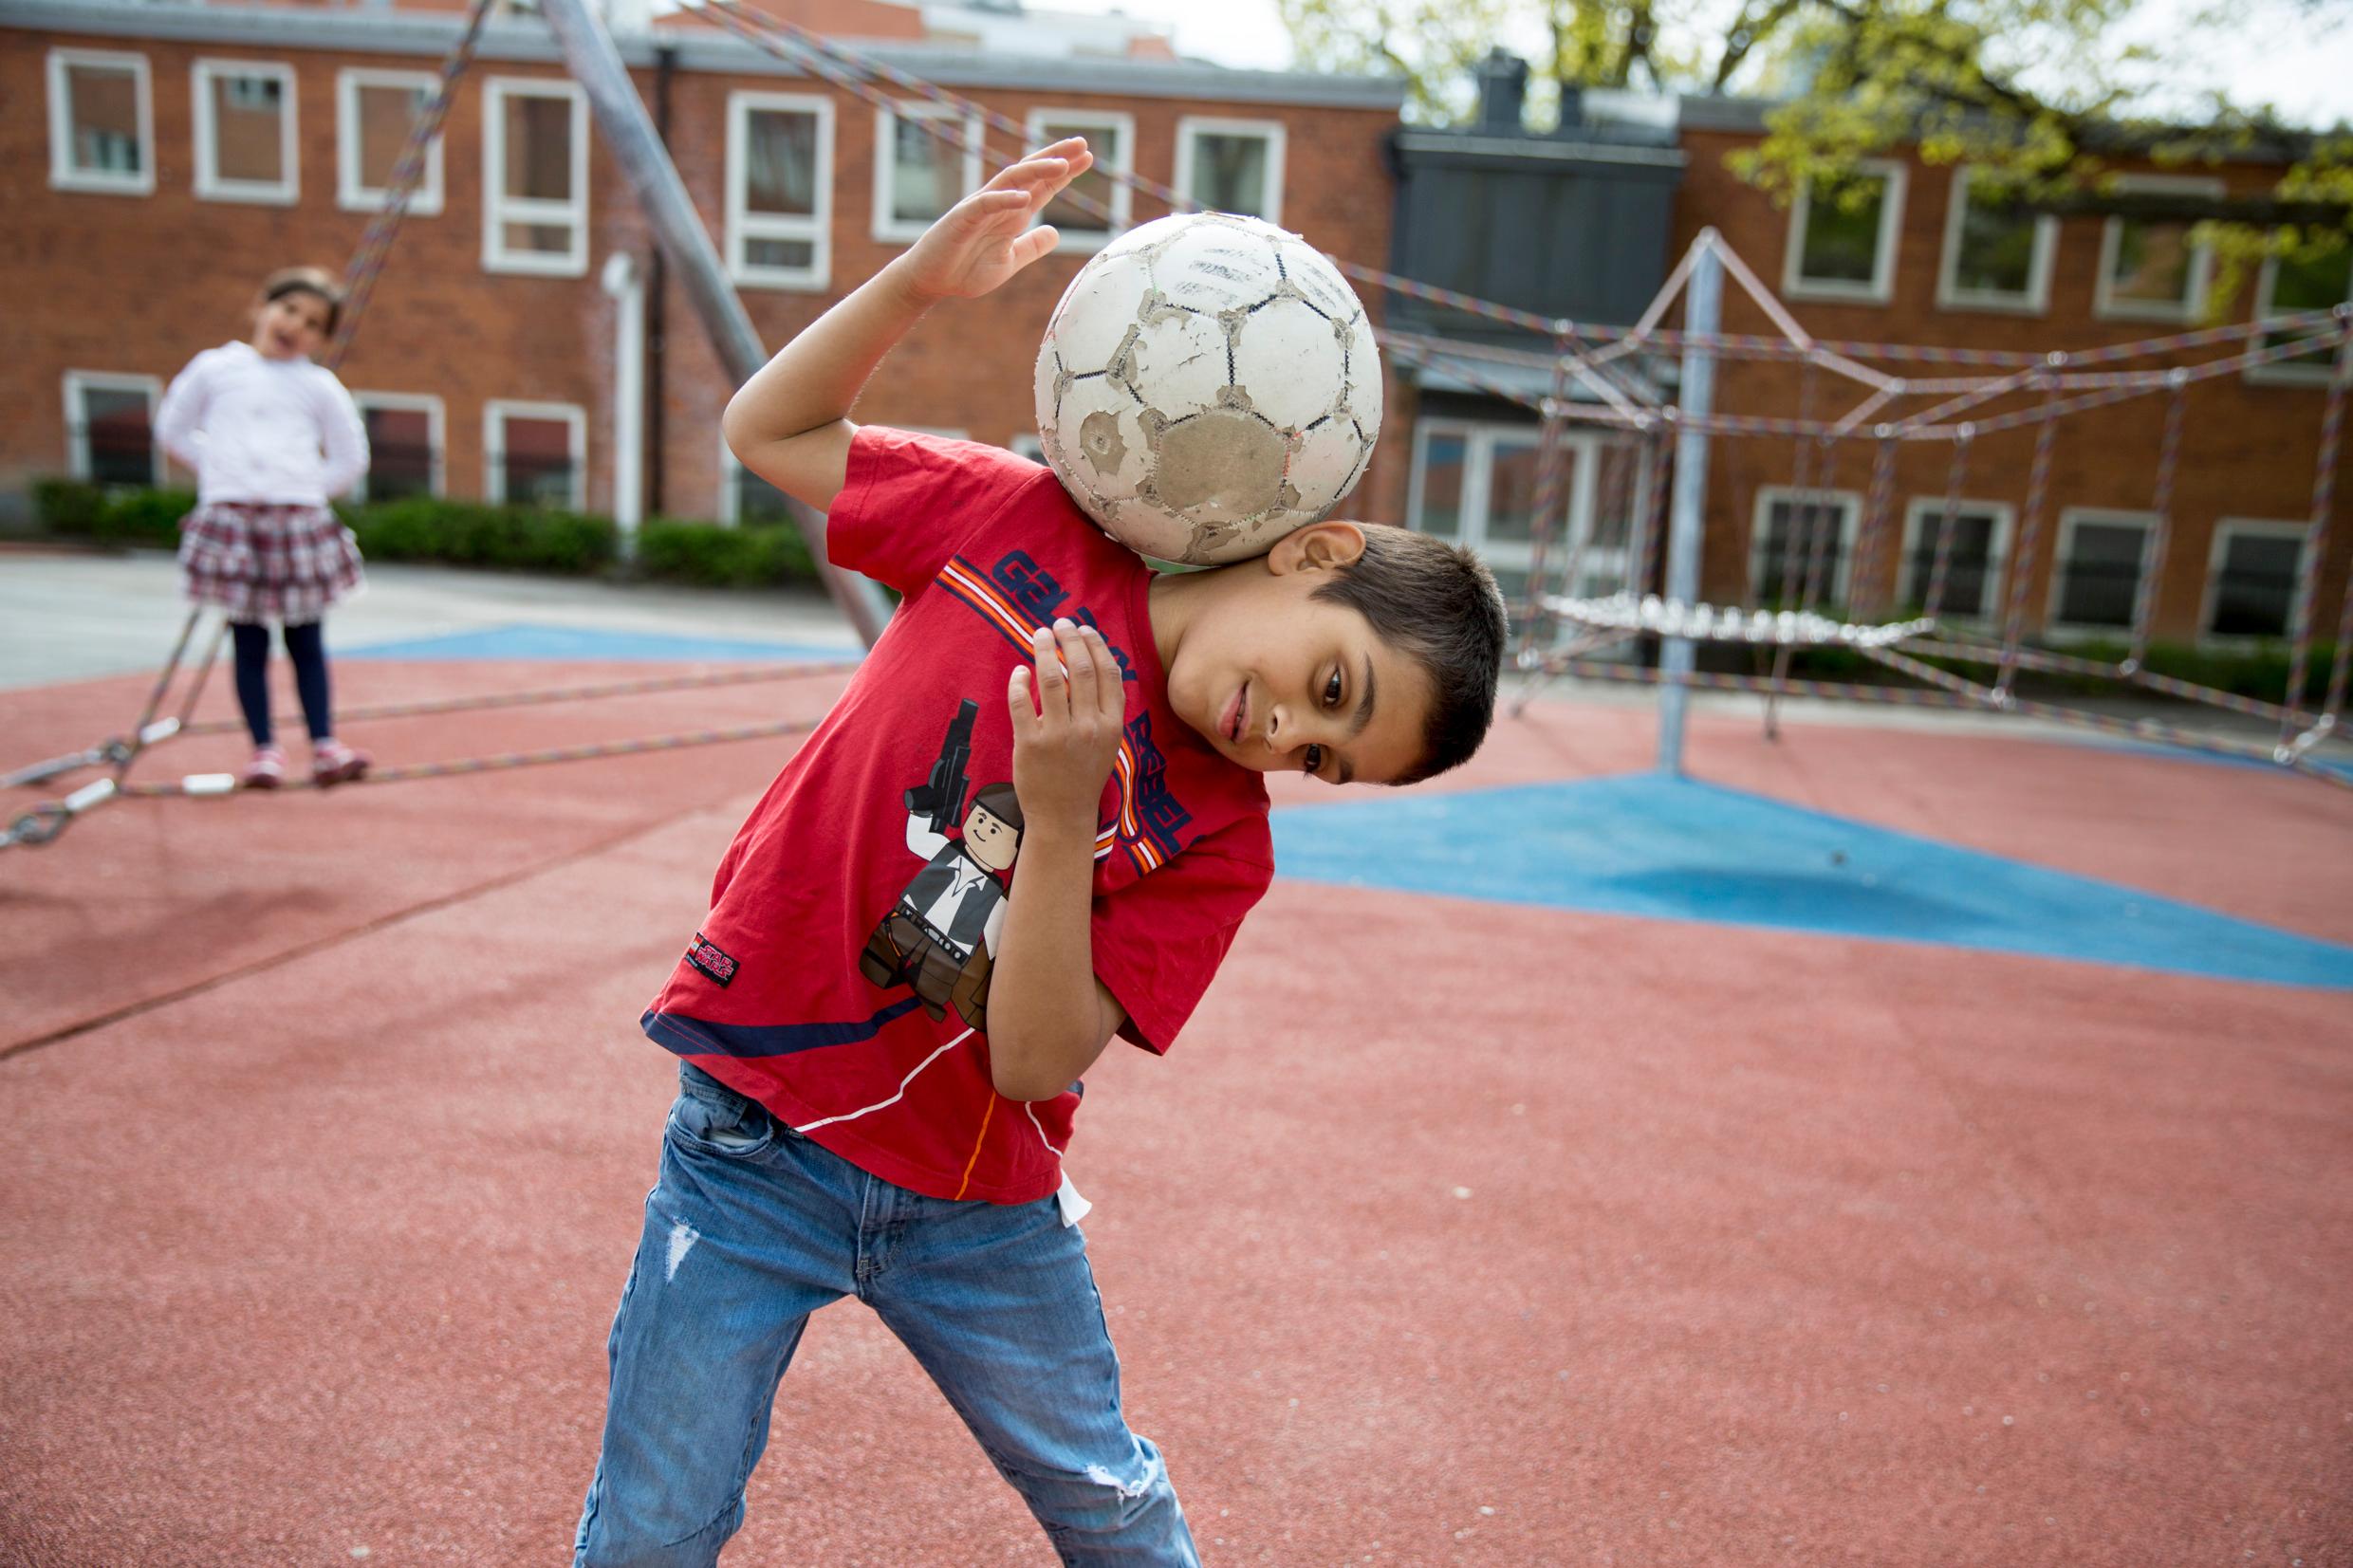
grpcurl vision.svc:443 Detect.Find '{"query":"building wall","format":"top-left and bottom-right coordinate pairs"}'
top-left (3, 30), bottom-right (621, 511)
top-left (1, 16), bottom-right (1402, 532)
top-left (1671, 127), bottom-right (2349, 645)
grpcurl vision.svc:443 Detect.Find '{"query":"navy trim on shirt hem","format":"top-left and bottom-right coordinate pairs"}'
top-left (641, 1000), bottom-right (928, 1060)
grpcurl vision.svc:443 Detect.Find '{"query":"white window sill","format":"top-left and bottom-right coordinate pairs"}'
top-left (1784, 278), bottom-right (1893, 305)
top-left (484, 249), bottom-right (589, 278)
top-left (1933, 289), bottom-right (2048, 317)
top-left (50, 169), bottom-right (153, 195)
top-left (195, 180), bottom-right (299, 206)
top-left (341, 188), bottom-right (442, 216)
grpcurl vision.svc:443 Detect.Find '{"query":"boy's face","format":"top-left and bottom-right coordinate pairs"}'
top-left (251, 289), bottom-right (332, 360)
top-left (1157, 524), bottom-right (1432, 787)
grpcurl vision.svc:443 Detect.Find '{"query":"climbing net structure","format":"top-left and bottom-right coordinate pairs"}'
top-left (1380, 231), bottom-right (2353, 787)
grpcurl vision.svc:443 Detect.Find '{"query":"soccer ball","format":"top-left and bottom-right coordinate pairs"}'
top-left (1032, 212), bottom-right (1382, 565)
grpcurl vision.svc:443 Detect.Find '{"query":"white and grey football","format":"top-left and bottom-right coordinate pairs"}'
top-left (1032, 212), bottom-right (1381, 565)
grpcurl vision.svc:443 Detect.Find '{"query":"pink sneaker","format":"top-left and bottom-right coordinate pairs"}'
top-left (240, 746), bottom-right (287, 790)
top-left (310, 737), bottom-right (371, 787)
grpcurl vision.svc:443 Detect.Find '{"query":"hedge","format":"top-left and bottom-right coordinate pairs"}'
top-left (32, 479), bottom-right (195, 548)
top-left (26, 481), bottom-right (835, 589)
top-left (634, 516), bottom-right (817, 587)
top-left (348, 495), bottom-right (617, 574)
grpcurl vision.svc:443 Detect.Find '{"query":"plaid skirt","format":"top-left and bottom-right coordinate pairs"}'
top-left (178, 501), bottom-right (364, 623)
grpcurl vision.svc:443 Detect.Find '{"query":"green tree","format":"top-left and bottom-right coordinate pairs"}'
top-left (1276, 0), bottom-right (2353, 302)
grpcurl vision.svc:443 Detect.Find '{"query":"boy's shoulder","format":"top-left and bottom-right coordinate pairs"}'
top-left (855, 425), bottom-right (1057, 500)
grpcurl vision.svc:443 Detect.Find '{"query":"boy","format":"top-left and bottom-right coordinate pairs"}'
top-left (574, 140), bottom-right (1506, 1566)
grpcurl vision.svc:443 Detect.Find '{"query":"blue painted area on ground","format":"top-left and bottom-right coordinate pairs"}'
top-left (343, 623), bottom-right (861, 664)
top-left (1269, 773), bottom-right (2353, 990)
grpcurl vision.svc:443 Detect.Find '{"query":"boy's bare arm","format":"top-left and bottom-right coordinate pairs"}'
top-left (721, 138), bottom-right (1095, 514)
top-left (989, 619), bottom-right (1129, 1102)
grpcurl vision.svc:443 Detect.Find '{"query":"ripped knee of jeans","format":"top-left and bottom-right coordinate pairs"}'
top-left (1083, 1437), bottom-right (1164, 1503)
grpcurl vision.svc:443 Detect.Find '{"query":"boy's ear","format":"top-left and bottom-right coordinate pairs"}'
top-left (1268, 521), bottom-right (1368, 575)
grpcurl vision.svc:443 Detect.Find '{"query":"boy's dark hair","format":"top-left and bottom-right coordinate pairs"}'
top-left (1311, 523), bottom-right (1508, 785)
top-left (260, 266), bottom-right (345, 337)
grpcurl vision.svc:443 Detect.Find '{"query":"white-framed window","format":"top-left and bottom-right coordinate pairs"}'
top-left (1176, 117), bottom-right (1285, 225)
top-left (2202, 519), bottom-right (2310, 640)
top-left (352, 391), bottom-right (445, 502)
top-left (483, 78), bottom-right (588, 277)
top-left (1898, 497), bottom-right (2014, 620)
top-left (1409, 418), bottom-right (1639, 611)
top-left (1026, 108), bottom-right (1134, 251)
top-left (337, 68), bottom-right (443, 216)
top-left (872, 101), bottom-right (981, 244)
top-left (46, 48), bottom-right (153, 195)
top-left (1750, 486), bottom-right (1864, 604)
top-left (192, 59), bottom-right (298, 205)
top-left (61, 371), bottom-right (163, 487)
top-left (2047, 508), bottom-right (2155, 635)
top-left (2248, 252), bottom-right (2352, 388)
top-left (1936, 166), bottom-right (2056, 315)
top-left (1782, 160), bottom-right (1907, 304)
top-left (726, 91), bottom-right (834, 290)
top-left (484, 399), bottom-right (585, 508)
top-left (2094, 175), bottom-right (2223, 323)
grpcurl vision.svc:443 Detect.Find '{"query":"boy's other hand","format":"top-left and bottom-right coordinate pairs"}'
top-left (899, 138), bottom-right (1095, 304)
top-left (1008, 618), bottom-right (1123, 831)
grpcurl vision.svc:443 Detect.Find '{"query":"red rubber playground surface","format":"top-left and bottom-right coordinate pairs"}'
top-left (3, 653), bottom-right (2350, 1566)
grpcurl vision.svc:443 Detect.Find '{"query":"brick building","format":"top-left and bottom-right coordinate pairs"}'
top-left (8, 0), bottom-right (2344, 651)
top-left (2, 0), bottom-right (1402, 537)
top-left (1397, 86), bottom-right (2349, 650)
top-left (1670, 100), bottom-right (2350, 646)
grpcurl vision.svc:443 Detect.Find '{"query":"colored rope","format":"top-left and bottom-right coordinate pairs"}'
top-left (2126, 378), bottom-right (2189, 673)
top-left (119, 716), bottom-right (822, 798)
top-left (327, 0), bottom-right (495, 369)
top-left (1996, 370), bottom-right (2064, 699)
top-left (174, 659), bottom-right (861, 738)
top-left (1920, 426), bottom-right (1973, 622)
top-left (2281, 315), bottom-right (2353, 747)
top-left (1855, 434), bottom-right (1899, 620)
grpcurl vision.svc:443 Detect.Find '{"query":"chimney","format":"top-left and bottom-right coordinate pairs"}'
top-left (1473, 47), bottom-right (1529, 135)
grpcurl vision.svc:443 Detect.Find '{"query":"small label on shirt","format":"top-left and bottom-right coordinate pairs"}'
top-left (1054, 1171), bottom-right (1092, 1228)
top-left (684, 932), bottom-right (738, 988)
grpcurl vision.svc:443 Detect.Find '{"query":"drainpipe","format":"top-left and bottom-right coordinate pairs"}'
top-left (539, 0), bottom-right (892, 645)
top-left (602, 250), bottom-right (646, 552)
top-left (646, 41), bottom-right (675, 520)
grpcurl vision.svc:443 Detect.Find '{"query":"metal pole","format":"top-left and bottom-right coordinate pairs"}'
top-left (1658, 236), bottom-right (1723, 776)
top-left (538, 0), bottom-right (892, 647)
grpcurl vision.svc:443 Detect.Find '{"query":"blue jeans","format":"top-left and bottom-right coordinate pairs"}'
top-left (572, 1065), bottom-right (1197, 1567)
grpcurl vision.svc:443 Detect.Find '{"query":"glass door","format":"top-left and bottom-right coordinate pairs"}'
top-left (1409, 420), bottom-right (1646, 631)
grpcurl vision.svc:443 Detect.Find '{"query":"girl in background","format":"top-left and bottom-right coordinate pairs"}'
top-left (157, 267), bottom-right (373, 789)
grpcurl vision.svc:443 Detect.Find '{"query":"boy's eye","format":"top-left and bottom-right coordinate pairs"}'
top-left (1322, 669), bottom-right (1343, 708)
top-left (1303, 744), bottom-right (1325, 775)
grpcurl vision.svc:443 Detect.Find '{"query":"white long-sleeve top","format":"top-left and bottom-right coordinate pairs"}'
top-left (154, 341), bottom-right (370, 507)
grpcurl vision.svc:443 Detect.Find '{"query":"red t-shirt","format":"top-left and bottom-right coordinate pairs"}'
top-left (642, 428), bottom-right (1274, 1204)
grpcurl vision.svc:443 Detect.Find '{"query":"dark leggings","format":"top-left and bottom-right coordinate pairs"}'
top-left (231, 620), bottom-right (332, 747)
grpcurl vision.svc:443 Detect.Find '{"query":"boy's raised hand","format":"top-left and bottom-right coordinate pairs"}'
top-left (900, 138), bottom-right (1095, 303)
top-left (1008, 618), bottom-right (1124, 830)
